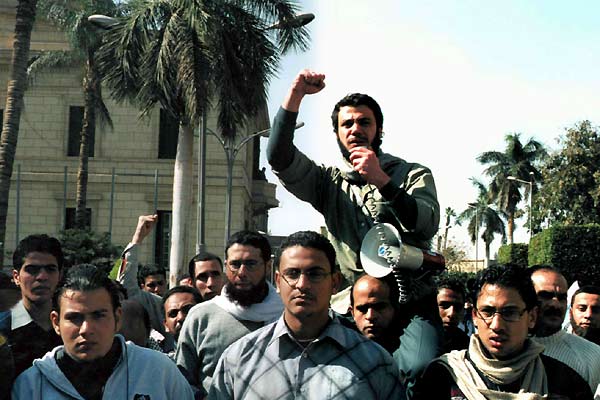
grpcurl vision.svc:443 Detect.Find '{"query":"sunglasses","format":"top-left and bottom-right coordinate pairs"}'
top-left (537, 290), bottom-right (568, 302)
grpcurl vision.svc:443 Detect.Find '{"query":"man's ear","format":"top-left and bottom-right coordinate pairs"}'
top-left (274, 270), bottom-right (281, 294)
top-left (114, 307), bottom-right (123, 332)
top-left (528, 306), bottom-right (538, 330)
top-left (331, 271), bottom-right (341, 295)
top-left (12, 268), bottom-right (20, 286)
top-left (51, 310), bottom-right (61, 336)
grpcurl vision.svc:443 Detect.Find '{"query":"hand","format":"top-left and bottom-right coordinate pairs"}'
top-left (349, 147), bottom-right (390, 188)
top-left (131, 214), bottom-right (158, 245)
top-left (282, 69), bottom-right (325, 112)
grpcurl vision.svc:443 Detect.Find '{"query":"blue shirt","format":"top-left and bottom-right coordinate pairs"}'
top-left (209, 314), bottom-right (406, 400)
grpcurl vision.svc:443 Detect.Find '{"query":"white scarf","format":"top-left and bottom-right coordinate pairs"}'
top-left (439, 335), bottom-right (548, 400)
top-left (212, 281), bottom-right (283, 323)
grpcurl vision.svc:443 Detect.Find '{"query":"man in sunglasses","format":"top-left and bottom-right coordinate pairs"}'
top-left (414, 264), bottom-right (592, 399)
top-left (210, 231), bottom-right (404, 399)
top-left (177, 230), bottom-right (283, 398)
top-left (529, 266), bottom-right (600, 398)
top-left (0, 234), bottom-right (64, 377)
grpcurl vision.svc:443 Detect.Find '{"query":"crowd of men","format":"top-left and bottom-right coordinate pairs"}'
top-left (1, 69), bottom-right (600, 399)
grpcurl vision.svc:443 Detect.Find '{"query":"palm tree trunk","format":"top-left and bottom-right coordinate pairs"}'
top-left (507, 212), bottom-right (515, 244)
top-left (75, 55), bottom-right (96, 229)
top-left (485, 241), bottom-right (491, 266)
top-left (169, 123), bottom-right (194, 287)
top-left (0, 0), bottom-right (37, 266)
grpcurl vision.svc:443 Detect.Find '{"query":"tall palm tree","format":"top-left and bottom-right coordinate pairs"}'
top-left (477, 133), bottom-right (545, 243)
top-left (457, 178), bottom-right (507, 264)
top-left (442, 207), bottom-right (455, 251)
top-left (0, 0), bottom-right (38, 266)
top-left (96, 0), bottom-right (310, 283)
top-left (33, 0), bottom-right (118, 229)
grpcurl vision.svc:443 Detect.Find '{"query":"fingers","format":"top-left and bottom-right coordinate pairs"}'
top-left (295, 69), bottom-right (325, 94)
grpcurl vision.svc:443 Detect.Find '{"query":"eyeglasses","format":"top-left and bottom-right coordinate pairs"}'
top-left (537, 290), bottom-right (568, 302)
top-left (23, 264), bottom-right (59, 275)
top-left (476, 306), bottom-right (527, 323)
top-left (279, 268), bottom-right (331, 286)
top-left (227, 259), bottom-right (262, 272)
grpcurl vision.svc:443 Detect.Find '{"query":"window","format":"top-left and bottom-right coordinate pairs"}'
top-left (158, 109), bottom-right (179, 159)
top-left (155, 210), bottom-right (172, 269)
top-left (65, 207), bottom-right (92, 230)
top-left (67, 106), bottom-right (95, 157)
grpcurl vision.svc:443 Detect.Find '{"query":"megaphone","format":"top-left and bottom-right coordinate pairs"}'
top-left (360, 223), bottom-right (446, 303)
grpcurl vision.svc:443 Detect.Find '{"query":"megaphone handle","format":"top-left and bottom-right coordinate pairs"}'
top-left (392, 266), bottom-right (409, 304)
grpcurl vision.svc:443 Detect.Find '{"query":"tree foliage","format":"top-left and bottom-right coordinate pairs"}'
top-left (537, 120), bottom-right (600, 225)
top-left (477, 133), bottom-right (546, 242)
top-left (59, 228), bottom-right (122, 274)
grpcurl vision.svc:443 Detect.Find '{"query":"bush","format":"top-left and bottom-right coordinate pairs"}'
top-left (497, 243), bottom-right (529, 268)
top-left (59, 229), bottom-right (123, 275)
top-left (528, 224), bottom-right (600, 285)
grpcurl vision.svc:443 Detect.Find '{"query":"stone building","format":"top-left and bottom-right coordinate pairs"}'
top-left (0, 2), bottom-right (278, 268)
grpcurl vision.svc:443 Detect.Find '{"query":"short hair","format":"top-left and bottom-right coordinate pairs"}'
top-left (274, 231), bottom-right (338, 273)
top-left (138, 264), bottom-right (166, 285)
top-left (162, 285), bottom-right (202, 308)
top-left (53, 264), bottom-right (121, 315)
top-left (350, 273), bottom-right (399, 308)
top-left (121, 299), bottom-right (151, 336)
top-left (473, 264), bottom-right (538, 311)
top-left (331, 93), bottom-right (384, 150)
top-left (225, 230), bottom-right (272, 263)
top-left (188, 252), bottom-right (223, 279)
top-left (13, 234), bottom-right (64, 271)
top-left (571, 285), bottom-right (600, 305)
top-left (436, 275), bottom-right (466, 299)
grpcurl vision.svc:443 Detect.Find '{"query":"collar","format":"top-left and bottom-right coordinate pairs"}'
top-left (11, 300), bottom-right (34, 330)
top-left (269, 311), bottom-right (352, 349)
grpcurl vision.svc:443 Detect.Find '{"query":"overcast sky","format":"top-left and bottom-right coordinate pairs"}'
top-left (259, 0), bottom-right (600, 258)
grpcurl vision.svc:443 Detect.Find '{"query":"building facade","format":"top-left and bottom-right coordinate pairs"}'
top-left (0, 2), bottom-right (278, 268)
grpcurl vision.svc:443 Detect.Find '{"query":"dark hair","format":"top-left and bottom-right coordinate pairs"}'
top-left (274, 231), bottom-right (338, 273)
top-left (571, 285), bottom-right (600, 305)
top-left (138, 264), bottom-right (166, 285)
top-left (121, 299), bottom-right (151, 337)
top-left (473, 264), bottom-right (538, 311)
top-left (13, 234), bottom-right (64, 271)
top-left (53, 264), bottom-right (122, 314)
top-left (225, 230), bottom-right (272, 263)
top-left (188, 252), bottom-right (223, 279)
top-left (350, 273), bottom-right (399, 308)
top-left (331, 93), bottom-right (384, 151)
top-left (436, 275), bottom-right (466, 299)
top-left (162, 285), bottom-right (202, 308)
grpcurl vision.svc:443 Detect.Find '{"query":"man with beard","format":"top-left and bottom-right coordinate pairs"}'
top-left (570, 285), bottom-right (600, 345)
top-left (0, 234), bottom-right (64, 377)
top-left (267, 69), bottom-right (439, 311)
top-left (176, 230), bottom-right (283, 398)
top-left (529, 266), bottom-right (600, 398)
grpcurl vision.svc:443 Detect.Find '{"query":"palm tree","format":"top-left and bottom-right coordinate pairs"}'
top-left (477, 133), bottom-right (545, 243)
top-left (442, 207), bottom-right (455, 251)
top-left (0, 0), bottom-right (38, 266)
top-left (96, 0), bottom-right (310, 283)
top-left (457, 179), bottom-right (507, 265)
top-left (33, 0), bottom-right (118, 229)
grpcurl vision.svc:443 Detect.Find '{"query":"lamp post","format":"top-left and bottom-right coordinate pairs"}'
top-left (507, 172), bottom-right (534, 241)
top-left (468, 202), bottom-right (479, 269)
top-left (208, 122), bottom-right (304, 247)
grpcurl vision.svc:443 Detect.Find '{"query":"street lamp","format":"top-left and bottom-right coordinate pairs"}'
top-left (468, 202), bottom-right (479, 269)
top-left (507, 172), bottom-right (534, 241)
top-left (88, 14), bottom-right (119, 29)
top-left (208, 122), bottom-right (304, 247)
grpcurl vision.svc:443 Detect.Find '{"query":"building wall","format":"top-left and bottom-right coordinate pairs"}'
top-left (0, 4), bottom-right (278, 268)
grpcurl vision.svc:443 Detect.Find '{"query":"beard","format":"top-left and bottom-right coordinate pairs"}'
top-left (570, 315), bottom-right (600, 344)
top-left (225, 280), bottom-right (268, 308)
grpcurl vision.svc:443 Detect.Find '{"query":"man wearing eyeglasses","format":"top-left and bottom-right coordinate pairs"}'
top-left (529, 266), bottom-right (600, 399)
top-left (0, 234), bottom-right (64, 378)
top-left (414, 264), bottom-right (592, 400)
top-left (176, 230), bottom-right (283, 399)
top-left (209, 231), bottom-right (404, 399)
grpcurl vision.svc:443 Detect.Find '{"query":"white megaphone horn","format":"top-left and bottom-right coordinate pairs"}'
top-left (360, 223), bottom-right (445, 290)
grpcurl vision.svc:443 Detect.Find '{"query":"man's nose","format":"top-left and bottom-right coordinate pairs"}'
top-left (365, 308), bottom-right (377, 320)
top-left (36, 268), bottom-right (50, 280)
top-left (295, 273), bottom-right (311, 289)
top-left (489, 313), bottom-right (504, 330)
top-left (79, 319), bottom-right (93, 335)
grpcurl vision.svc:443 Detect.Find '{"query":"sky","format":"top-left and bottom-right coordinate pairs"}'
top-left (259, 0), bottom-right (600, 259)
